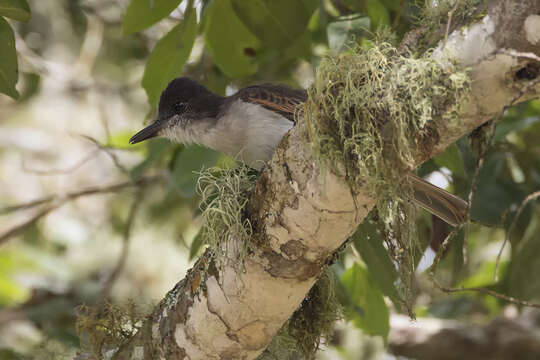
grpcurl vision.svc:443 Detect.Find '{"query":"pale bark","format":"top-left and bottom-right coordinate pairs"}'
top-left (84, 0), bottom-right (540, 358)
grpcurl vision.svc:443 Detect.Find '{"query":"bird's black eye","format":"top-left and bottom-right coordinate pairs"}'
top-left (173, 102), bottom-right (187, 113)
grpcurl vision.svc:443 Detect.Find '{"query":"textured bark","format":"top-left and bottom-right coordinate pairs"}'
top-left (88, 0), bottom-right (540, 358)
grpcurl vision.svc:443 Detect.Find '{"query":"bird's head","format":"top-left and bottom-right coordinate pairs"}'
top-left (129, 77), bottom-right (223, 144)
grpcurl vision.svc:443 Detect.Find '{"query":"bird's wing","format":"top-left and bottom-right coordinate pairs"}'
top-left (235, 84), bottom-right (307, 122)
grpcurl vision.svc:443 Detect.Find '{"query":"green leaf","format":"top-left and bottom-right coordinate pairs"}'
top-left (494, 116), bottom-right (540, 142)
top-left (172, 144), bottom-right (220, 197)
top-left (507, 220), bottom-right (540, 300)
top-left (204, 0), bottom-right (260, 78)
top-left (470, 152), bottom-right (522, 225)
top-left (130, 138), bottom-right (171, 180)
top-left (367, 0), bottom-right (390, 28)
top-left (433, 143), bottom-right (466, 178)
top-left (341, 263), bottom-right (389, 340)
top-left (142, 9), bottom-right (197, 107)
top-left (122, 0), bottom-right (183, 34)
top-left (352, 221), bottom-right (401, 305)
top-left (327, 15), bottom-right (370, 52)
top-left (189, 230), bottom-right (204, 260)
top-left (0, 0), bottom-right (30, 22)
top-left (0, 16), bottom-right (19, 99)
top-left (230, 0), bottom-right (314, 48)
top-left (0, 251), bottom-right (31, 306)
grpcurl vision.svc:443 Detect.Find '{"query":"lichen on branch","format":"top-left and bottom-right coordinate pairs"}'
top-left (302, 42), bottom-right (471, 307)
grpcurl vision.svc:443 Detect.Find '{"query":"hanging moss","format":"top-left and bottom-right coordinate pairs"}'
top-left (197, 164), bottom-right (257, 268)
top-left (302, 42), bottom-right (471, 309)
top-left (259, 268), bottom-right (343, 360)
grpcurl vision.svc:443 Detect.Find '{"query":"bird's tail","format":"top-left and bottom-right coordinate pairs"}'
top-left (408, 173), bottom-right (469, 227)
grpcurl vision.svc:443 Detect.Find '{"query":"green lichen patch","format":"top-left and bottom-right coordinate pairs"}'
top-left (259, 268), bottom-right (343, 360)
top-left (302, 42), bottom-right (470, 308)
top-left (197, 164), bottom-right (257, 268)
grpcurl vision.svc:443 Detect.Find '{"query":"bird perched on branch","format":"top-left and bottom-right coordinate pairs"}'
top-left (130, 77), bottom-right (468, 226)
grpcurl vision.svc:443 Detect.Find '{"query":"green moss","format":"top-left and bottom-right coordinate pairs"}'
top-left (197, 165), bottom-right (257, 268)
top-left (302, 42), bottom-right (470, 309)
top-left (259, 268), bottom-right (342, 360)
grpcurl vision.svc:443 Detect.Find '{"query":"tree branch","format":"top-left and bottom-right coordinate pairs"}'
top-left (0, 176), bottom-right (162, 245)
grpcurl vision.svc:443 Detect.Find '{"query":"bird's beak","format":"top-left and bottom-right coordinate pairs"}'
top-left (129, 120), bottom-right (166, 144)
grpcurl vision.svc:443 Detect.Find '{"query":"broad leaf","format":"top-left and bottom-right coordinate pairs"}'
top-left (230, 0), bottom-right (314, 48)
top-left (122, 0), bottom-right (183, 34)
top-left (327, 15), bottom-right (370, 52)
top-left (341, 263), bottom-right (389, 340)
top-left (494, 115), bottom-right (540, 142)
top-left (352, 221), bottom-right (401, 305)
top-left (142, 9), bottom-right (197, 107)
top-left (172, 144), bottom-right (220, 197)
top-left (203, 0), bottom-right (260, 78)
top-left (130, 138), bottom-right (171, 180)
top-left (367, 0), bottom-right (390, 28)
top-left (507, 220), bottom-right (540, 300)
top-left (189, 230), bottom-right (204, 260)
top-left (470, 152), bottom-right (523, 225)
top-left (0, 16), bottom-right (19, 99)
top-left (433, 143), bottom-right (466, 178)
top-left (0, 0), bottom-right (30, 22)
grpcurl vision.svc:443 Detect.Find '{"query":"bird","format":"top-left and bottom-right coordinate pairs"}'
top-left (130, 77), bottom-right (468, 226)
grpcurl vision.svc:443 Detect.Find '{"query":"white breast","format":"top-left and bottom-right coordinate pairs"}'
top-left (202, 100), bottom-right (294, 169)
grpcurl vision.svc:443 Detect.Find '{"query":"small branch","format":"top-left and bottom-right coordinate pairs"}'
top-left (21, 148), bottom-right (101, 176)
top-left (431, 277), bottom-right (540, 308)
top-left (1, 176), bottom-right (161, 214)
top-left (79, 135), bottom-right (129, 174)
top-left (0, 176), bottom-right (163, 245)
top-left (444, 2), bottom-right (459, 46)
top-left (0, 204), bottom-right (62, 245)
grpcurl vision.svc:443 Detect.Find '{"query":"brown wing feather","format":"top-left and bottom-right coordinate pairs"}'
top-left (235, 84), bottom-right (307, 122)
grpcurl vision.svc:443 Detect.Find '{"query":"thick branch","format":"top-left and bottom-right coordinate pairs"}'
top-left (105, 1), bottom-right (540, 358)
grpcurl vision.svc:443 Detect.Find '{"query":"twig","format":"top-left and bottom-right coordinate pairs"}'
top-left (494, 191), bottom-right (540, 280)
top-left (79, 135), bottom-right (129, 173)
top-left (0, 204), bottom-right (62, 245)
top-left (427, 226), bottom-right (460, 274)
top-left (431, 277), bottom-right (540, 308)
top-left (444, 2), bottom-right (459, 46)
top-left (101, 190), bottom-right (144, 297)
top-left (0, 176), bottom-right (163, 245)
top-left (21, 148), bottom-right (101, 175)
top-left (0, 176), bottom-right (161, 214)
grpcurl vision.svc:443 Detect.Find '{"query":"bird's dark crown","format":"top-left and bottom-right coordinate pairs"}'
top-left (158, 77), bottom-right (224, 121)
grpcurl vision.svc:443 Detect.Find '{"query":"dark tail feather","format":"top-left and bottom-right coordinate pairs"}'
top-left (408, 173), bottom-right (469, 227)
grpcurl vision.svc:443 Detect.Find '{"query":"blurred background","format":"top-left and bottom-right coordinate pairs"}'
top-left (1, 0), bottom-right (539, 359)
